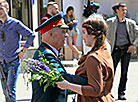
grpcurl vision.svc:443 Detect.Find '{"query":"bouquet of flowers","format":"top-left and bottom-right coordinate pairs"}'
top-left (23, 52), bottom-right (63, 92)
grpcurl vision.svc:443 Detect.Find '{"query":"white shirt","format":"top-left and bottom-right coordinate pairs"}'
top-left (47, 43), bottom-right (58, 56)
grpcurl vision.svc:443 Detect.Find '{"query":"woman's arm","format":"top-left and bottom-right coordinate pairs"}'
top-left (57, 56), bottom-right (103, 97)
top-left (62, 73), bottom-right (88, 85)
top-left (56, 80), bottom-right (83, 95)
top-left (81, 56), bottom-right (103, 97)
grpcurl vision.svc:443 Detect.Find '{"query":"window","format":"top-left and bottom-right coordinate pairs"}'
top-left (39, 0), bottom-right (48, 21)
top-left (8, 0), bottom-right (32, 41)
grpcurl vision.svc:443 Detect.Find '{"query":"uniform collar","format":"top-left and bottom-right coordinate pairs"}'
top-left (41, 42), bottom-right (58, 56)
top-left (47, 43), bottom-right (58, 56)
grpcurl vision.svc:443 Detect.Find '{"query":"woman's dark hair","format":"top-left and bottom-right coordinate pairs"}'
top-left (66, 6), bottom-right (74, 14)
top-left (78, 14), bottom-right (108, 65)
top-left (66, 6), bottom-right (75, 21)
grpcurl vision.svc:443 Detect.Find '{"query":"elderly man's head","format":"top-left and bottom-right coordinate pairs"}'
top-left (35, 12), bottom-right (68, 50)
top-left (42, 27), bottom-right (68, 49)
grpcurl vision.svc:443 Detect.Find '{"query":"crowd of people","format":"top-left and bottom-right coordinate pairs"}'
top-left (0, 0), bottom-right (138, 102)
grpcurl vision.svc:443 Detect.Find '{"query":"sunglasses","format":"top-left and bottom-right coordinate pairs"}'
top-left (1, 31), bottom-right (5, 41)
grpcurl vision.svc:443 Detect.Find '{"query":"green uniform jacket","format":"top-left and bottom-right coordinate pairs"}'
top-left (31, 42), bottom-right (88, 102)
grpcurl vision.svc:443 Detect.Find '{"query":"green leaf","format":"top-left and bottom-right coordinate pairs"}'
top-left (22, 52), bottom-right (65, 92)
top-left (51, 81), bottom-right (55, 87)
top-left (39, 78), bottom-right (43, 86)
top-left (33, 74), bottom-right (42, 80)
top-left (43, 80), bottom-right (50, 92)
top-left (43, 78), bottom-right (48, 83)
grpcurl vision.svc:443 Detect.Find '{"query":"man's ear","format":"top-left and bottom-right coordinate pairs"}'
top-left (6, 7), bottom-right (9, 13)
top-left (116, 9), bottom-right (119, 13)
top-left (48, 30), bottom-right (55, 37)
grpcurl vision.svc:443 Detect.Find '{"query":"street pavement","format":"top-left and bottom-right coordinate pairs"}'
top-left (0, 59), bottom-right (138, 102)
top-left (112, 58), bottom-right (138, 102)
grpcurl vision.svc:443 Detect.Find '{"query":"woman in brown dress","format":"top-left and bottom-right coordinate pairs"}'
top-left (56, 15), bottom-right (115, 102)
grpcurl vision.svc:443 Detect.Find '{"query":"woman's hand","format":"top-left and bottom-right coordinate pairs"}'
top-left (56, 79), bottom-right (83, 95)
top-left (66, 21), bottom-right (75, 26)
top-left (56, 80), bottom-right (70, 90)
top-left (73, 20), bottom-right (78, 23)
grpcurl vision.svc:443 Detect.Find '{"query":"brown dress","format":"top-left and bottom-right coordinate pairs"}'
top-left (75, 45), bottom-right (115, 102)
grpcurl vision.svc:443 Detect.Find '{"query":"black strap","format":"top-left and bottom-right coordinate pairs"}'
top-left (72, 94), bottom-right (76, 102)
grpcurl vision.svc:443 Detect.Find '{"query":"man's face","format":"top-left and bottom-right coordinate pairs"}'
top-left (51, 4), bottom-right (59, 15)
top-left (117, 6), bottom-right (127, 18)
top-left (0, 3), bottom-right (8, 19)
top-left (53, 28), bottom-right (68, 49)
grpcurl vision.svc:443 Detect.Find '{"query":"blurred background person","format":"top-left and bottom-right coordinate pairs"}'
top-left (106, 2), bottom-right (138, 100)
top-left (63, 6), bottom-right (82, 60)
top-left (135, 12), bottom-right (138, 25)
top-left (0, 0), bottom-right (35, 102)
top-left (41, 1), bottom-right (59, 24)
top-left (105, 4), bottom-right (117, 20)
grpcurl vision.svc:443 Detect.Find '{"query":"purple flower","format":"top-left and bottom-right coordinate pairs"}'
top-left (23, 56), bottom-right (63, 92)
top-left (26, 59), bottom-right (51, 73)
top-left (31, 67), bottom-right (39, 72)
top-left (33, 65), bottom-right (41, 71)
top-left (43, 66), bottom-right (50, 72)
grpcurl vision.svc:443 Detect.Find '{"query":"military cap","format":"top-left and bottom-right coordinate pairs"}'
top-left (35, 12), bottom-right (68, 34)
